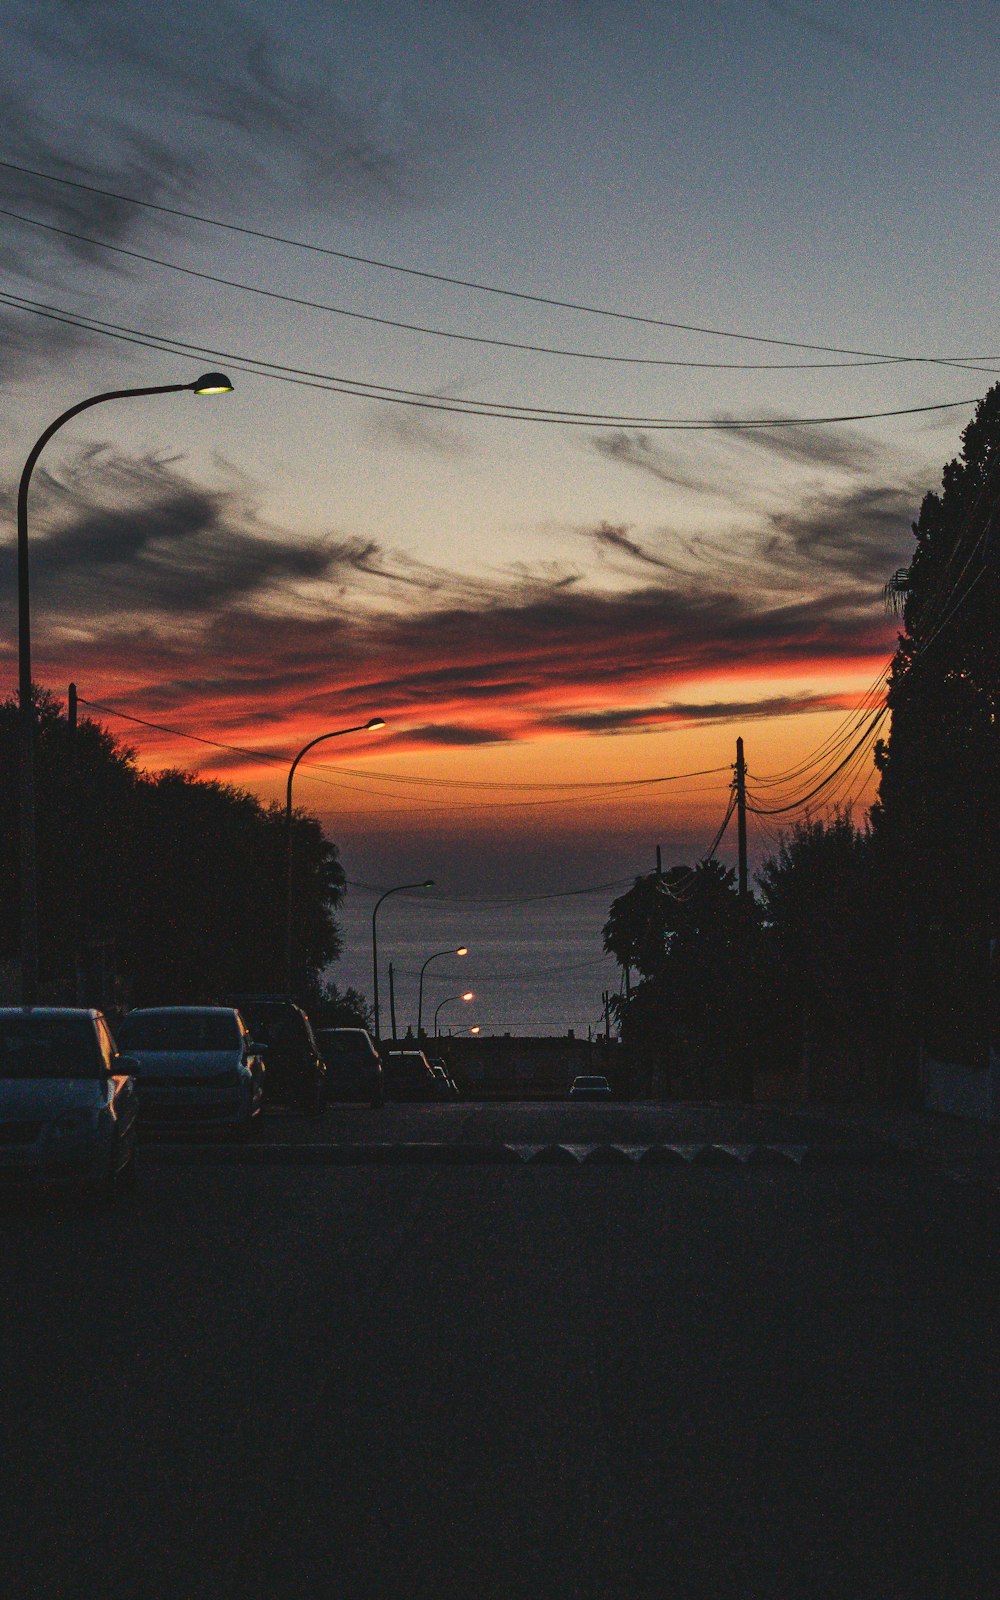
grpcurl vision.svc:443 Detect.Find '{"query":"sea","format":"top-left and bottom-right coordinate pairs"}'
top-left (328, 887), bottom-right (623, 1040)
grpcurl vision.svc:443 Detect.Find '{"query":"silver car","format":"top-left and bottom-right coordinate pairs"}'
top-left (116, 1006), bottom-right (264, 1132)
top-left (0, 1008), bottom-right (138, 1202)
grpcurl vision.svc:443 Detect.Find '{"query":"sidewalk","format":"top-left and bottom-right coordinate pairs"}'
top-left (793, 1103), bottom-right (1000, 1179)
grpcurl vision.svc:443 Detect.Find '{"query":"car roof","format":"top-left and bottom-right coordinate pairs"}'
top-left (572, 1075), bottom-right (609, 1085)
top-left (124, 1006), bottom-right (240, 1016)
top-left (0, 1006), bottom-right (102, 1019)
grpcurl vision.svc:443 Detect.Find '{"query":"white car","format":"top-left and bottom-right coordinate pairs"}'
top-left (0, 1008), bottom-right (138, 1201)
top-left (116, 1006), bottom-right (264, 1132)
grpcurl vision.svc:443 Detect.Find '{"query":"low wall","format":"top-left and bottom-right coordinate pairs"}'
top-left (922, 1049), bottom-right (1000, 1123)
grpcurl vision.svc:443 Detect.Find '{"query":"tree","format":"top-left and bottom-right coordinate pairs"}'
top-left (605, 858), bottom-right (763, 1098)
top-left (755, 810), bottom-right (893, 1096)
top-left (0, 692), bottom-right (348, 1008)
top-left (873, 385), bottom-right (1000, 1070)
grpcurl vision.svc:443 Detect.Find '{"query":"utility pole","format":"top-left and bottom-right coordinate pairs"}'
top-left (68, 684), bottom-right (81, 1003)
top-left (735, 736), bottom-right (748, 898)
top-left (655, 844), bottom-right (662, 878)
top-left (68, 682), bottom-right (77, 733)
top-left (388, 961), bottom-right (397, 1040)
top-left (603, 990), bottom-right (611, 1041)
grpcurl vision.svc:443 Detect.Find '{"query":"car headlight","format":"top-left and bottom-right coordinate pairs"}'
top-left (51, 1108), bottom-right (99, 1136)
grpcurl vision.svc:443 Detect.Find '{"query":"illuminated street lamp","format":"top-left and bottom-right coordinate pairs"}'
top-left (434, 991), bottom-right (474, 1039)
top-left (16, 373), bottom-right (233, 1003)
top-left (469, 1025), bottom-right (481, 1036)
top-left (372, 879), bottom-right (434, 1040)
top-left (285, 718), bottom-right (385, 993)
top-left (417, 945), bottom-right (469, 1038)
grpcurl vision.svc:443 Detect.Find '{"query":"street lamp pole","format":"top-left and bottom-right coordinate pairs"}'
top-left (285, 718), bottom-right (385, 995)
top-left (16, 373), bottom-right (233, 1004)
top-left (371, 879), bottom-right (434, 1041)
top-left (417, 945), bottom-right (468, 1039)
top-left (434, 991), bottom-right (474, 1040)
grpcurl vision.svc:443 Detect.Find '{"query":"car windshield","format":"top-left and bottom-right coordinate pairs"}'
top-left (118, 1012), bottom-right (241, 1053)
top-left (0, 1016), bottom-right (104, 1078)
top-left (575, 1077), bottom-right (608, 1088)
top-left (317, 1032), bottom-right (372, 1064)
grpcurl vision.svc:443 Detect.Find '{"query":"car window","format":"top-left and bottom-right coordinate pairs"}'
top-left (118, 1012), bottom-right (241, 1052)
top-left (0, 1016), bottom-right (104, 1078)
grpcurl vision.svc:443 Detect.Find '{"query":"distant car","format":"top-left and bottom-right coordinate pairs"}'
top-left (314, 1027), bottom-right (384, 1107)
top-left (116, 1007), bottom-right (264, 1133)
top-left (568, 1074), bottom-right (613, 1101)
top-left (382, 1048), bottom-right (439, 1103)
top-left (0, 1008), bottom-right (138, 1202)
top-left (223, 996), bottom-right (327, 1116)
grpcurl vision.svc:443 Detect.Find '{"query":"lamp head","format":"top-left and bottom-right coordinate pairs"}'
top-left (461, 991), bottom-right (474, 1002)
top-left (470, 1026), bottom-right (481, 1035)
top-left (456, 947), bottom-right (468, 957)
top-left (366, 718), bottom-right (386, 731)
top-left (422, 878), bottom-right (434, 888)
top-left (191, 372), bottom-right (234, 395)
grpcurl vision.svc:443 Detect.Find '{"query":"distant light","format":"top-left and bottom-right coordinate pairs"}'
top-left (469, 1026), bottom-right (481, 1035)
top-left (422, 879), bottom-right (435, 888)
top-left (366, 717), bottom-right (386, 731)
top-left (191, 371), bottom-right (234, 395)
top-left (461, 991), bottom-right (474, 1002)
top-left (456, 946), bottom-right (469, 957)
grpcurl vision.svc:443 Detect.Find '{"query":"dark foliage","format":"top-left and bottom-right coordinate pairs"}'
top-left (873, 385), bottom-right (999, 1069)
top-left (0, 690), bottom-right (346, 1008)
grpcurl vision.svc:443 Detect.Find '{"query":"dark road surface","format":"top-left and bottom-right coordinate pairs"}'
top-left (3, 1102), bottom-right (997, 1599)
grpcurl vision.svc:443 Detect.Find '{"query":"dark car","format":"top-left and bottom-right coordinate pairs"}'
top-left (429, 1061), bottom-right (458, 1101)
top-left (568, 1074), bottom-right (613, 1101)
top-left (382, 1048), bottom-right (439, 1103)
top-left (116, 1006), bottom-right (264, 1133)
top-left (0, 1008), bottom-right (138, 1202)
top-left (314, 1027), bottom-right (384, 1107)
top-left (223, 996), bottom-right (327, 1115)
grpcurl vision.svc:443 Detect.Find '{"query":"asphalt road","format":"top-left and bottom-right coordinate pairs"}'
top-left (3, 1103), bottom-right (997, 1600)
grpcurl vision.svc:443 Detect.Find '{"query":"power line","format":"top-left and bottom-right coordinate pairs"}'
top-left (746, 703), bottom-right (889, 815)
top-left (2, 156), bottom-right (996, 368)
top-left (78, 697), bottom-right (727, 817)
top-left (0, 206), bottom-right (928, 373)
top-left (345, 877), bottom-right (639, 905)
top-left (0, 290), bottom-right (983, 429)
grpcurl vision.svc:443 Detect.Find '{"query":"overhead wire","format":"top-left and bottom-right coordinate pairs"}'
top-left (2, 156), bottom-right (997, 368)
top-left (0, 206), bottom-right (934, 373)
top-left (79, 698), bottom-right (729, 817)
top-left (0, 290), bottom-right (983, 429)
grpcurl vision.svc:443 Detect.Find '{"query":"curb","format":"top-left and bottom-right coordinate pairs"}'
top-left (137, 1139), bottom-right (903, 1169)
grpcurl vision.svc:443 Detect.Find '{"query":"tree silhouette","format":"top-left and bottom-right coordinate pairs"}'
top-left (0, 692), bottom-right (346, 1008)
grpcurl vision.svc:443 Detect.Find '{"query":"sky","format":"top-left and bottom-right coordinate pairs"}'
top-left (1, 0), bottom-right (998, 939)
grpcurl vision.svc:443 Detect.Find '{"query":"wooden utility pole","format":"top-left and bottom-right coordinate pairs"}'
top-left (735, 737), bottom-right (748, 898)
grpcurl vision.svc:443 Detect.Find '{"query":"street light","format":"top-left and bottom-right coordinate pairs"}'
top-left (434, 991), bottom-right (474, 1039)
top-left (285, 717), bottom-right (385, 994)
top-left (417, 945), bottom-right (468, 1039)
top-left (16, 373), bottom-right (233, 1003)
top-left (371, 879), bottom-right (434, 1040)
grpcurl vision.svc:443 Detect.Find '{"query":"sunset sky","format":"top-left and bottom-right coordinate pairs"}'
top-left (2, 0), bottom-right (998, 906)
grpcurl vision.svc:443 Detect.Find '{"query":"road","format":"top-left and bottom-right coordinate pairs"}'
top-left (3, 1101), bottom-right (997, 1599)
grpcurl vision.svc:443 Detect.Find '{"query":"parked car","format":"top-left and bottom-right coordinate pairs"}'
top-left (222, 996), bottom-right (327, 1115)
top-left (0, 1008), bottom-right (138, 1201)
top-left (382, 1048), bottom-right (439, 1103)
top-left (429, 1062), bottom-right (458, 1101)
top-left (314, 1027), bottom-right (384, 1107)
top-left (568, 1074), bottom-right (613, 1101)
top-left (116, 1006), bottom-right (264, 1133)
